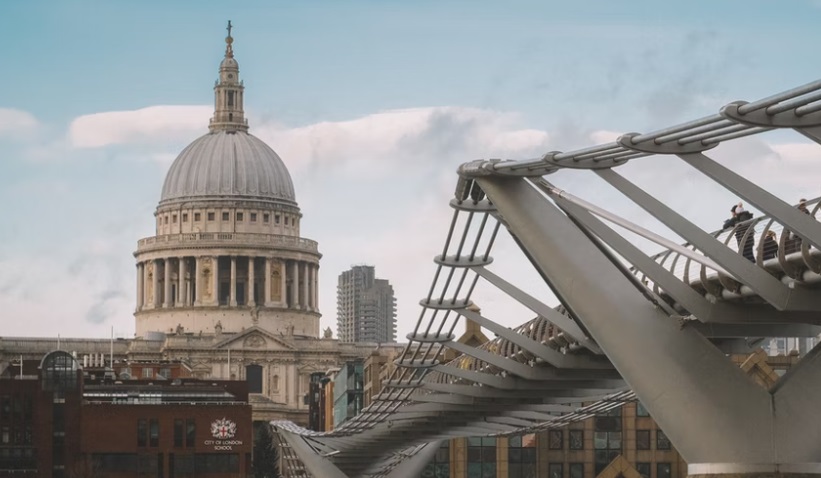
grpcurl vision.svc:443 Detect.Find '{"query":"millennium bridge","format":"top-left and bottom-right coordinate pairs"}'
top-left (273, 78), bottom-right (821, 478)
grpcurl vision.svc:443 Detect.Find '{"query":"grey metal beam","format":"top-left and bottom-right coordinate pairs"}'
top-left (382, 441), bottom-right (445, 478)
top-left (678, 152), bottom-right (821, 252)
top-left (547, 186), bottom-right (715, 320)
top-left (442, 340), bottom-right (541, 379)
top-left (277, 431), bottom-right (349, 478)
top-left (455, 306), bottom-right (611, 369)
top-left (474, 175), bottom-right (773, 465)
top-left (595, 168), bottom-right (818, 311)
top-left (430, 364), bottom-right (624, 390)
top-left (470, 266), bottom-right (590, 345)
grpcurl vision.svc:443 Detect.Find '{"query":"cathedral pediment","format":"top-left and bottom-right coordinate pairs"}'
top-left (212, 327), bottom-right (297, 351)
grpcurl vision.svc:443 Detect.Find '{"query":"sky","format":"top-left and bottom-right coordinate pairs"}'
top-left (1, 0), bottom-right (821, 339)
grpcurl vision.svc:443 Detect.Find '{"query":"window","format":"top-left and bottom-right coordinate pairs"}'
top-left (569, 463), bottom-right (584, 478)
top-left (636, 463), bottom-right (651, 478)
top-left (172, 214), bottom-right (177, 223)
top-left (657, 463), bottom-right (672, 478)
top-left (149, 419), bottom-right (159, 447)
top-left (164, 216), bottom-right (169, 225)
top-left (236, 212), bottom-right (244, 221)
top-left (275, 215), bottom-right (280, 224)
top-left (247, 365), bottom-right (263, 394)
top-left (263, 213), bottom-right (269, 223)
top-left (0, 395), bottom-right (9, 420)
top-left (207, 212), bottom-right (215, 221)
top-left (569, 430), bottom-right (583, 450)
top-left (467, 436), bottom-right (496, 478)
top-left (636, 430), bottom-right (651, 450)
top-left (285, 216), bottom-right (289, 225)
top-left (636, 402), bottom-right (650, 417)
top-left (548, 430), bottom-right (563, 450)
top-left (421, 441), bottom-right (449, 478)
top-left (594, 409), bottom-right (622, 475)
top-left (250, 212), bottom-right (257, 222)
top-left (142, 367), bottom-right (154, 379)
top-left (174, 419), bottom-right (184, 447)
top-left (656, 429), bottom-right (671, 450)
top-left (227, 91), bottom-right (235, 107)
top-left (182, 213), bottom-right (188, 222)
top-left (222, 212), bottom-right (230, 221)
top-left (137, 419), bottom-right (147, 447)
top-left (508, 434), bottom-right (536, 478)
top-left (194, 453), bottom-right (239, 472)
top-left (94, 453), bottom-right (138, 472)
top-left (186, 419), bottom-right (196, 447)
top-left (194, 212), bottom-right (201, 221)
top-left (549, 463), bottom-right (563, 478)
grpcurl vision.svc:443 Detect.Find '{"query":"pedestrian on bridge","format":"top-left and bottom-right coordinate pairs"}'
top-left (762, 230), bottom-right (778, 261)
top-left (723, 203), bottom-right (755, 262)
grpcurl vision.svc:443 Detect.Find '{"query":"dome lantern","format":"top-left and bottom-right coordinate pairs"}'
top-left (210, 20), bottom-right (248, 133)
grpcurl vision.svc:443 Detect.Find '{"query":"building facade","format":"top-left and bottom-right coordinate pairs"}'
top-left (0, 350), bottom-right (253, 478)
top-left (0, 25), bottom-right (404, 433)
top-left (336, 266), bottom-right (397, 343)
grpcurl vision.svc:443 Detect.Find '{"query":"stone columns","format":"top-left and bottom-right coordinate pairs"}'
top-left (136, 262), bottom-right (144, 311)
top-left (248, 256), bottom-right (256, 306)
top-left (264, 258), bottom-right (272, 306)
top-left (280, 261), bottom-right (287, 305)
top-left (230, 256), bottom-right (237, 306)
top-left (291, 260), bottom-right (300, 309)
top-left (211, 256), bottom-right (219, 306)
top-left (151, 259), bottom-right (160, 307)
top-left (312, 263), bottom-right (319, 311)
top-left (194, 257), bottom-right (202, 306)
top-left (177, 257), bottom-right (187, 307)
top-left (301, 261), bottom-right (309, 310)
top-left (163, 259), bottom-right (172, 307)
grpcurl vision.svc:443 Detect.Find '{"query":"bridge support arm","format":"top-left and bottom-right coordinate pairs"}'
top-left (474, 175), bottom-right (774, 466)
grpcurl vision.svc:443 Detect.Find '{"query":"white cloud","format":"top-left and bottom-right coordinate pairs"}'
top-left (255, 107), bottom-right (550, 176)
top-left (0, 108), bottom-right (39, 137)
top-left (68, 105), bottom-right (211, 148)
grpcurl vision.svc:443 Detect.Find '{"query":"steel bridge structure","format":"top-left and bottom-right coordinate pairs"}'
top-left (273, 78), bottom-right (821, 478)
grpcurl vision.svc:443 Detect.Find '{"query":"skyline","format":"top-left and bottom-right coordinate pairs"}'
top-left (2, 1), bottom-right (821, 338)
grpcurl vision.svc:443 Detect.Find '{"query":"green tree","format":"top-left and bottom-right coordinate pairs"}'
top-left (253, 422), bottom-right (280, 478)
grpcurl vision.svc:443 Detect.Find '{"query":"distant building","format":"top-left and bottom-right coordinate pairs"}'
top-left (337, 266), bottom-right (397, 343)
top-left (332, 360), bottom-right (365, 429)
top-left (0, 350), bottom-right (252, 478)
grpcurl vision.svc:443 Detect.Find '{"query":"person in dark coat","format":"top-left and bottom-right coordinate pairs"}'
top-left (762, 230), bottom-right (778, 261)
top-left (723, 203), bottom-right (755, 262)
top-left (786, 198), bottom-right (812, 254)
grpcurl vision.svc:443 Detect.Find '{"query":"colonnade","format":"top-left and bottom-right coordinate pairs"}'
top-left (135, 255), bottom-right (318, 312)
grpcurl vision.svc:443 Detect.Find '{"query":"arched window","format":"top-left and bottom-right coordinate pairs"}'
top-left (272, 374), bottom-right (280, 392)
top-left (40, 351), bottom-right (79, 392)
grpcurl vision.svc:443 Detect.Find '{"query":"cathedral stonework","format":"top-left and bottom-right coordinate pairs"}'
top-left (0, 24), bottom-right (403, 427)
top-left (133, 24), bottom-right (321, 338)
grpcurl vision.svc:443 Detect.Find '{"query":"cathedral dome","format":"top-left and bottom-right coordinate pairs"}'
top-left (159, 131), bottom-right (296, 205)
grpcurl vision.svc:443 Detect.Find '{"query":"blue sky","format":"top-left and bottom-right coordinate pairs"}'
top-left (2, 1), bottom-right (821, 338)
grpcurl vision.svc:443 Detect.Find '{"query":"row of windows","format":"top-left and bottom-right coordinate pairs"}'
top-left (545, 428), bottom-right (670, 451)
top-left (0, 395), bottom-right (33, 423)
top-left (0, 425), bottom-right (32, 445)
top-left (91, 453), bottom-right (241, 474)
top-left (159, 211), bottom-right (296, 226)
top-left (545, 462), bottom-right (671, 478)
top-left (0, 447), bottom-right (36, 470)
top-left (137, 418), bottom-right (196, 448)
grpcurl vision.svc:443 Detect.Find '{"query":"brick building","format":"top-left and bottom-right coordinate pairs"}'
top-left (0, 350), bottom-right (252, 478)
